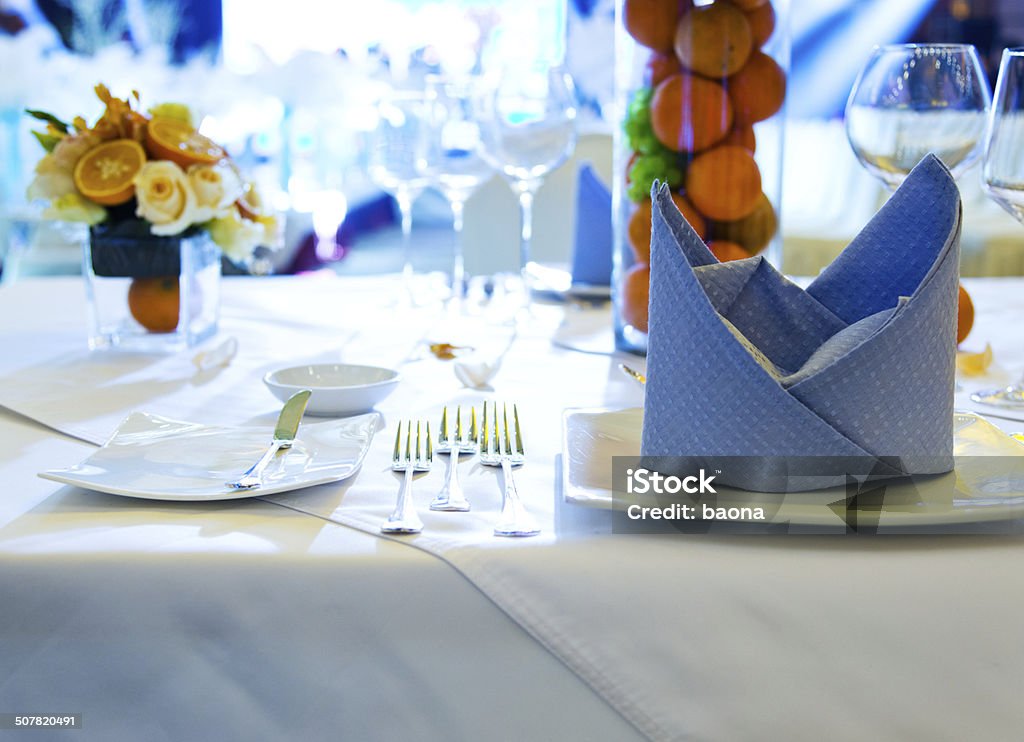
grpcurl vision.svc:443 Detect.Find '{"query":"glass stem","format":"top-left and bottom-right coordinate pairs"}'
top-left (451, 198), bottom-right (465, 301)
top-left (396, 189), bottom-right (414, 290)
top-left (517, 185), bottom-right (535, 274)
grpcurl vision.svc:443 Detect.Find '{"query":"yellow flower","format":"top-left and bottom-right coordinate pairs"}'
top-left (43, 193), bottom-right (107, 225)
top-left (26, 170), bottom-right (76, 202)
top-left (208, 207), bottom-right (264, 264)
top-left (255, 213), bottom-right (281, 249)
top-left (134, 161), bottom-right (199, 236)
top-left (148, 103), bottom-right (195, 128)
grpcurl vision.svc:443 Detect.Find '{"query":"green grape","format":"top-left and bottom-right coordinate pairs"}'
top-left (624, 87), bottom-right (659, 155)
top-left (627, 152), bottom-right (685, 203)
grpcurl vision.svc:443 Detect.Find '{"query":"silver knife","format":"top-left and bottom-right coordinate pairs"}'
top-left (226, 389), bottom-right (312, 490)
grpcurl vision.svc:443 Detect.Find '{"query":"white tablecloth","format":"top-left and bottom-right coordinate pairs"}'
top-left (2, 275), bottom-right (1023, 741)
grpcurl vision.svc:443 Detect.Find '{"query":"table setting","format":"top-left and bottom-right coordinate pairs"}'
top-left (4, 5), bottom-right (1024, 742)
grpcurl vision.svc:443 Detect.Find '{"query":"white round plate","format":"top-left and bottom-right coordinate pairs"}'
top-left (264, 363), bottom-right (400, 416)
top-left (562, 408), bottom-right (1024, 527)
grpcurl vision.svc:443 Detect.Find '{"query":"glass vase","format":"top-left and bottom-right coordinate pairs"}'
top-left (613, 0), bottom-right (789, 353)
top-left (84, 220), bottom-right (221, 352)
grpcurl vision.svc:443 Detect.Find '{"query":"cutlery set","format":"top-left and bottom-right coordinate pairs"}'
top-left (385, 402), bottom-right (538, 538)
top-left (226, 391), bottom-right (537, 537)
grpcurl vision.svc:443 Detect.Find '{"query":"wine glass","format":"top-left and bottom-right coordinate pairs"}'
top-left (475, 66), bottom-right (577, 298)
top-left (423, 75), bottom-right (495, 303)
top-left (972, 47), bottom-right (1024, 409)
top-left (366, 90), bottom-right (432, 301)
top-left (845, 44), bottom-right (991, 190)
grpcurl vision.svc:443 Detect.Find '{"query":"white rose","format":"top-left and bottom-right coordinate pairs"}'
top-left (188, 161), bottom-right (243, 221)
top-left (208, 207), bottom-right (264, 264)
top-left (134, 161), bottom-right (199, 236)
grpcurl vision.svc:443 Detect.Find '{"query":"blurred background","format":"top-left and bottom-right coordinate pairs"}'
top-left (2, 0), bottom-right (1023, 281)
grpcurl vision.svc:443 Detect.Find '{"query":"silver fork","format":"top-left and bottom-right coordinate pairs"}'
top-left (431, 405), bottom-right (477, 511)
top-left (381, 420), bottom-right (432, 534)
top-left (480, 402), bottom-right (539, 537)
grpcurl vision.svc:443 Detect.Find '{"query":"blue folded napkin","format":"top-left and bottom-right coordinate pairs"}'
top-left (570, 163), bottom-right (613, 287)
top-left (641, 155), bottom-right (961, 492)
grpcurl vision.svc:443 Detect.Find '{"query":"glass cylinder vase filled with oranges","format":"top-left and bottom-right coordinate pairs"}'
top-left (614, 0), bottom-right (789, 353)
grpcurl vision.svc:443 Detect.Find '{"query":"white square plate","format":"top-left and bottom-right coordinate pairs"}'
top-left (39, 412), bottom-right (378, 501)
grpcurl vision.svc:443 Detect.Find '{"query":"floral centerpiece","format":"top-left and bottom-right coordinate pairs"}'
top-left (25, 84), bottom-right (278, 349)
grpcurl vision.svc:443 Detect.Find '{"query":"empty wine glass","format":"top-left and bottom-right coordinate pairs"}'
top-left (972, 48), bottom-right (1024, 409)
top-left (845, 44), bottom-right (991, 190)
top-left (423, 75), bottom-right (495, 303)
top-left (367, 90), bottom-right (432, 302)
top-left (475, 66), bottom-right (577, 298)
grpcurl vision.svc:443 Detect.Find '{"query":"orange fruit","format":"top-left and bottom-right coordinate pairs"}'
top-left (707, 239), bottom-right (750, 262)
top-left (727, 50), bottom-right (786, 125)
top-left (650, 73), bottom-right (733, 153)
top-left (628, 193), bottom-right (707, 262)
top-left (724, 123), bottom-right (756, 152)
top-left (622, 262), bottom-right (651, 333)
top-left (746, 1), bottom-right (776, 47)
top-left (644, 51), bottom-right (682, 88)
top-left (128, 276), bottom-right (180, 333)
top-left (623, 0), bottom-right (685, 52)
top-left (686, 145), bottom-right (762, 221)
top-left (708, 191), bottom-right (777, 254)
top-left (674, 2), bottom-right (753, 78)
top-left (145, 117), bottom-right (226, 170)
top-left (957, 283), bottom-right (974, 345)
top-left (72, 139), bottom-right (146, 206)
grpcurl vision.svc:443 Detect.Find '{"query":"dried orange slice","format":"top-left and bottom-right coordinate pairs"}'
top-left (145, 117), bottom-right (225, 169)
top-left (956, 343), bottom-right (992, 376)
top-left (72, 138), bottom-right (146, 206)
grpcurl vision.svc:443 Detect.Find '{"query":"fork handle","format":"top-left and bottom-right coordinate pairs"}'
top-left (494, 459), bottom-right (539, 537)
top-left (383, 464), bottom-right (423, 534)
top-left (431, 441), bottom-right (470, 511)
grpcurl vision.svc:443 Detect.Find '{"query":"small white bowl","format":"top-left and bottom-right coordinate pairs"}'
top-left (264, 364), bottom-right (400, 417)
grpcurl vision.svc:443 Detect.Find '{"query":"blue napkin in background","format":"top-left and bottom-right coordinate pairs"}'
top-left (641, 155), bottom-right (961, 492)
top-left (571, 163), bottom-right (613, 287)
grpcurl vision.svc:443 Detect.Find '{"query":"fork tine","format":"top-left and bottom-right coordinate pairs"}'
top-left (513, 404), bottom-right (524, 455)
top-left (426, 421), bottom-right (433, 462)
top-left (455, 406), bottom-right (462, 443)
top-left (415, 421), bottom-right (422, 465)
top-left (502, 403), bottom-right (512, 455)
top-left (440, 406), bottom-right (449, 444)
top-left (392, 421), bottom-right (402, 465)
top-left (470, 406), bottom-right (478, 444)
top-left (405, 420), bottom-right (412, 464)
top-left (492, 401), bottom-right (501, 455)
top-left (481, 403), bottom-right (489, 452)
